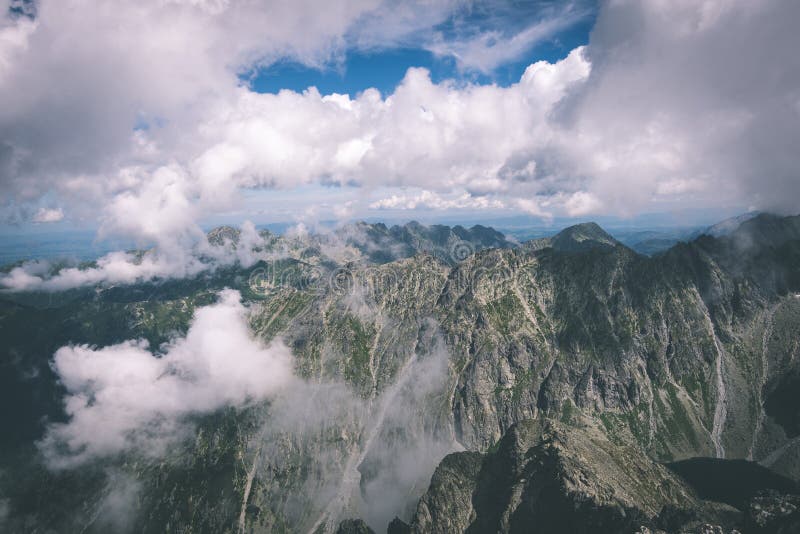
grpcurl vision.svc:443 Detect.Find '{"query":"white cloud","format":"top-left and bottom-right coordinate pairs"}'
top-left (0, 0), bottom-right (459, 221)
top-left (2, 0), bottom-right (799, 247)
top-left (32, 206), bottom-right (63, 222)
top-left (0, 220), bottom-right (265, 291)
top-left (555, 0), bottom-right (800, 215)
top-left (563, 191), bottom-right (602, 217)
top-left (37, 45), bottom-right (588, 243)
top-left (39, 289), bottom-right (295, 467)
top-left (179, 46), bottom-right (590, 212)
top-left (370, 190), bottom-right (505, 210)
top-left (426, 2), bottom-right (592, 73)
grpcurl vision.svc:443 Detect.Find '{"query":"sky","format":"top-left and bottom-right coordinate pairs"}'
top-left (0, 0), bottom-right (799, 243)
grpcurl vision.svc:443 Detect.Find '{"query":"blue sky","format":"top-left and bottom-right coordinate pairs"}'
top-left (245, 2), bottom-right (597, 97)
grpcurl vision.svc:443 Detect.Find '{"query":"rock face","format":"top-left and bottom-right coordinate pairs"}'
top-left (410, 417), bottom-right (800, 534)
top-left (2, 215), bottom-right (800, 533)
top-left (410, 417), bottom-right (739, 534)
top-left (440, 214), bottom-right (800, 468)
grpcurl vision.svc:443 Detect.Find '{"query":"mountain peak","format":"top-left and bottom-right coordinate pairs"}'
top-left (553, 222), bottom-right (616, 243)
top-left (702, 212), bottom-right (761, 238)
top-left (525, 222), bottom-right (619, 253)
top-left (691, 213), bottom-right (800, 255)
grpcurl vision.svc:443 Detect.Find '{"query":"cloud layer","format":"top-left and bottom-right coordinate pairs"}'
top-left (1, 0), bottom-right (799, 240)
top-left (40, 289), bottom-right (294, 467)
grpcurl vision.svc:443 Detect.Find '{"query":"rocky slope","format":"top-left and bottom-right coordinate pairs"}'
top-left (402, 415), bottom-right (800, 533)
top-left (407, 417), bottom-right (741, 533)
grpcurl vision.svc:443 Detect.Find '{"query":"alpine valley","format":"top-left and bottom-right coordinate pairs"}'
top-left (2, 213), bottom-right (800, 534)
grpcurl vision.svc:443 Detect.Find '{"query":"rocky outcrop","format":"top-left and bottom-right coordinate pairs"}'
top-left (410, 417), bottom-right (740, 533)
top-left (440, 215), bottom-right (800, 469)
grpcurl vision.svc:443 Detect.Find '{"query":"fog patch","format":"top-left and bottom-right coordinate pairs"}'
top-left (290, 346), bottom-right (455, 533)
top-left (358, 346), bottom-right (454, 529)
top-left (0, 497), bottom-right (8, 527)
top-left (84, 471), bottom-right (142, 534)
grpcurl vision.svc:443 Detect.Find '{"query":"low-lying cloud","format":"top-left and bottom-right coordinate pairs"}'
top-left (0, 220), bottom-right (267, 291)
top-left (39, 289), bottom-right (295, 468)
top-left (254, 342), bottom-right (455, 532)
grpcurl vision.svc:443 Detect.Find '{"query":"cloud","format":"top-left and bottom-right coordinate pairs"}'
top-left (370, 190), bottom-right (505, 211)
top-left (0, 249), bottom-right (217, 291)
top-left (555, 0), bottom-right (800, 215)
top-left (39, 289), bottom-right (295, 468)
top-left (170, 46), bottom-right (590, 216)
top-left (356, 345), bottom-right (454, 529)
top-left (3, 0), bottom-right (800, 245)
top-left (257, 338), bottom-right (455, 531)
top-left (35, 282), bottom-right (456, 528)
top-left (0, 0), bottom-right (459, 221)
top-left (31, 207), bottom-right (63, 223)
top-left (88, 471), bottom-right (142, 534)
top-left (0, 220), bottom-right (270, 291)
top-left (17, 45), bottom-right (586, 244)
top-left (426, 1), bottom-right (593, 73)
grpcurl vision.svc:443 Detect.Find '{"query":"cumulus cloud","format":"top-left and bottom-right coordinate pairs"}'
top-left (174, 46), bottom-right (590, 212)
top-left (0, 0), bottom-right (460, 220)
top-left (19, 44), bottom-right (586, 245)
top-left (544, 0), bottom-right (800, 215)
top-left (212, 1), bottom-right (800, 219)
top-left (39, 289), bottom-right (294, 468)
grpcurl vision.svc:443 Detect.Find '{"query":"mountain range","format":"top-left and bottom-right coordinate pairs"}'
top-left (1, 213), bottom-right (800, 533)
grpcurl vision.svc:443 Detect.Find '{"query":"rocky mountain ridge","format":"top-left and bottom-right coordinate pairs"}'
top-left (1, 213), bottom-right (799, 532)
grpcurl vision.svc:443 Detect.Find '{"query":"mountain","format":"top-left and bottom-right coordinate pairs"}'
top-left (401, 416), bottom-right (800, 533)
top-left (698, 211), bottom-right (762, 238)
top-left (333, 221), bottom-right (514, 265)
top-left (1, 215), bottom-right (800, 532)
top-left (523, 222), bottom-right (620, 252)
top-left (406, 417), bottom-right (740, 533)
